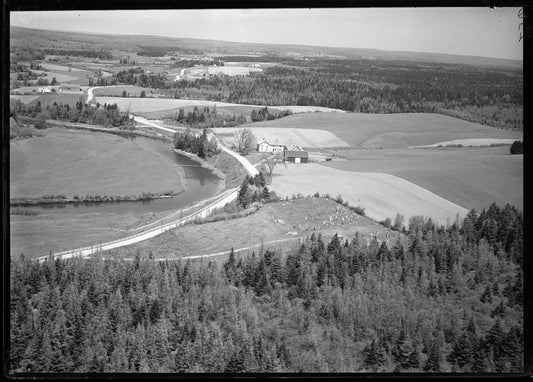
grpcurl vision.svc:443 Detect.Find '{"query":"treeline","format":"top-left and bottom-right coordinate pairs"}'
top-left (137, 46), bottom-right (202, 57)
top-left (173, 128), bottom-right (219, 159)
top-left (172, 59), bottom-right (225, 68)
top-left (114, 68), bottom-right (167, 89)
top-left (42, 48), bottom-right (113, 60)
top-left (237, 173), bottom-right (271, 208)
top-left (9, 202), bottom-right (522, 373)
top-left (10, 99), bottom-right (132, 128)
top-left (168, 58), bottom-right (523, 130)
top-left (171, 106), bottom-right (246, 128)
top-left (251, 106), bottom-right (292, 122)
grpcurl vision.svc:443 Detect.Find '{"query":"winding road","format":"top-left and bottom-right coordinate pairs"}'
top-left (36, 109), bottom-right (259, 262)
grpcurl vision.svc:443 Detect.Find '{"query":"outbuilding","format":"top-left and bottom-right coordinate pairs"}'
top-left (284, 150), bottom-right (309, 164)
top-left (257, 139), bottom-right (285, 153)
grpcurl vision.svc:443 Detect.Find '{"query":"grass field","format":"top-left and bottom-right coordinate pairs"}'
top-left (323, 146), bottom-right (523, 212)
top-left (28, 67), bottom-right (92, 85)
top-left (33, 93), bottom-right (85, 108)
top-left (206, 65), bottom-right (263, 75)
top-left (93, 85), bottom-right (154, 98)
top-left (411, 138), bottom-right (518, 148)
top-left (269, 163), bottom-right (469, 225)
top-left (213, 127), bottom-right (349, 149)
top-left (10, 95), bottom-right (39, 104)
top-left (11, 209), bottom-right (140, 259)
top-left (95, 96), bottom-right (346, 114)
top-left (10, 127), bottom-right (184, 199)
top-left (241, 112), bottom-right (523, 149)
top-left (104, 197), bottom-right (398, 261)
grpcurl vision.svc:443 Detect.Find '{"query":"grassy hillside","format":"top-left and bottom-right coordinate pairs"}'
top-left (242, 112), bottom-right (523, 149)
top-left (106, 197), bottom-right (396, 261)
top-left (10, 127), bottom-right (183, 198)
top-left (213, 127), bottom-right (349, 149)
top-left (324, 146), bottom-right (523, 212)
top-left (270, 163), bottom-right (469, 225)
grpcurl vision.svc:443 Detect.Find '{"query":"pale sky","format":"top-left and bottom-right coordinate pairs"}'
top-left (10, 8), bottom-right (523, 60)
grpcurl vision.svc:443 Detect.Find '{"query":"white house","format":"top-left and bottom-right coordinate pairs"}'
top-left (257, 139), bottom-right (286, 153)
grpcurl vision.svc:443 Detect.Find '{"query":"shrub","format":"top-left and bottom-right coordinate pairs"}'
top-left (349, 205), bottom-right (366, 216)
top-left (510, 140), bottom-right (523, 155)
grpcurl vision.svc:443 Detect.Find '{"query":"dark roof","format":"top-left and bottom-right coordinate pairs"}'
top-left (284, 150), bottom-right (308, 158)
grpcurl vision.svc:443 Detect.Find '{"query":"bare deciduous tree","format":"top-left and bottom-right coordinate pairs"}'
top-left (234, 128), bottom-right (256, 155)
top-left (263, 151), bottom-right (286, 176)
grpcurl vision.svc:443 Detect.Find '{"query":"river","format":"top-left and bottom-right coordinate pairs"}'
top-left (20, 134), bottom-right (221, 215)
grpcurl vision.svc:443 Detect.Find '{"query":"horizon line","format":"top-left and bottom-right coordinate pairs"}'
top-left (10, 25), bottom-right (523, 63)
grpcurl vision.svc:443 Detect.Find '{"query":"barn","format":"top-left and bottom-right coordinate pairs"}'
top-left (284, 150), bottom-right (309, 163)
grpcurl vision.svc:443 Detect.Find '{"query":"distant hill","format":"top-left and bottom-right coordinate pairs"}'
top-left (10, 26), bottom-right (522, 69)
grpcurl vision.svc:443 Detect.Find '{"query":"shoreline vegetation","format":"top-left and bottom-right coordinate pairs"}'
top-left (172, 148), bottom-right (227, 191)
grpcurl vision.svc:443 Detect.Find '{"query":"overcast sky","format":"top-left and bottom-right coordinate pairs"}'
top-left (10, 8), bottom-right (523, 60)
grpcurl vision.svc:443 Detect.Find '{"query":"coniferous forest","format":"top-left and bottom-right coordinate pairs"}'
top-left (9, 203), bottom-right (523, 373)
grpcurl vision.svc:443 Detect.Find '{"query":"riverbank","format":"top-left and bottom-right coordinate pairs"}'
top-left (173, 148), bottom-right (227, 195)
top-left (10, 190), bottom-right (180, 207)
top-left (45, 119), bottom-right (171, 141)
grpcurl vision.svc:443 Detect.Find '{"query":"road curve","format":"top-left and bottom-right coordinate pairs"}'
top-left (36, 119), bottom-right (259, 262)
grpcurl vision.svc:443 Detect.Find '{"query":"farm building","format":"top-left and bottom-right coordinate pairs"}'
top-left (286, 142), bottom-right (303, 151)
top-left (257, 139), bottom-right (286, 153)
top-left (285, 150), bottom-right (309, 164)
top-left (36, 87), bottom-right (53, 93)
top-left (59, 84), bottom-right (83, 94)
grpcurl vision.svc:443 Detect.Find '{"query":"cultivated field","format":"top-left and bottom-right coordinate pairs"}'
top-left (104, 197), bottom-right (398, 261)
top-left (270, 163), bottom-right (469, 225)
top-left (213, 127), bottom-right (349, 149)
top-left (242, 112), bottom-right (523, 148)
top-left (411, 138), bottom-right (518, 148)
top-left (27, 65), bottom-right (94, 85)
top-left (95, 96), bottom-right (346, 114)
top-left (10, 127), bottom-right (184, 199)
top-left (323, 146), bottom-right (523, 212)
top-left (206, 65), bottom-right (263, 76)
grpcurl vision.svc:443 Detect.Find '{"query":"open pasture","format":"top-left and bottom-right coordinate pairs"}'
top-left (10, 127), bottom-right (183, 199)
top-left (207, 65), bottom-right (263, 76)
top-left (242, 112), bottom-right (522, 149)
top-left (136, 104), bottom-right (284, 120)
top-left (29, 67), bottom-right (92, 84)
top-left (213, 127), bottom-right (349, 149)
top-left (95, 96), bottom-right (346, 114)
top-left (104, 197), bottom-right (396, 260)
top-left (323, 146), bottom-right (523, 212)
top-left (270, 163), bottom-right (468, 225)
top-left (93, 85), bottom-right (153, 98)
top-left (40, 62), bottom-right (89, 72)
top-left (10, 95), bottom-right (39, 104)
top-left (29, 93), bottom-right (85, 108)
top-left (411, 138), bottom-right (518, 148)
